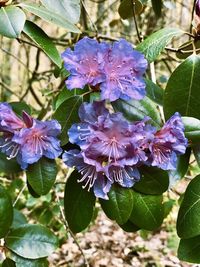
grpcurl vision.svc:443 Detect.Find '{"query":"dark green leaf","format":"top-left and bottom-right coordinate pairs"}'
top-left (100, 185), bottom-right (133, 225)
top-left (5, 224), bottom-right (59, 259)
top-left (163, 199), bottom-right (175, 218)
top-left (178, 236), bottom-right (200, 263)
top-left (9, 251), bottom-right (49, 267)
top-left (10, 102), bottom-right (31, 116)
top-left (112, 97), bottom-right (162, 127)
top-left (0, 6), bottom-right (26, 38)
top-left (23, 21), bottom-right (62, 68)
top-left (19, 3), bottom-right (81, 33)
top-left (145, 78), bottom-right (164, 105)
top-left (151, 0), bottom-right (162, 17)
top-left (64, 171), bottom-right (96, 233)
top-left (27, 181), bottom-right (41, 198)
top-left (53, 95), bottom-right (83, 145)
top-left (119, 220), bottom-right (140, 233)
top-left (137, 28), bottom-right (183, 62)
top-left (164, 55), bottom-right (200, 119)
top-left (118, 0), bottom-right (143, 19)
top-left (41, 0), bottom-right (80, 24)
top-left (11, 209), bottom-right (28, 229)
top-left (0, 185), bottom-right (13, 238)
top-left (177, 174), bottom-right (200, 238)
top-left (168, 148), bottom-right (191, 185)
top-left (134, 166), bottom-right (169, 195)
top-left (130, 191), bottom-right (164, 230)
top-left (27, 157), bottom-right (57, 196)
top-left (182, 116), bottom-right (200, 144)
top-left (2, 259), bottom-right (16, 267)
top-left (0, 152), bottom-right (21, 174)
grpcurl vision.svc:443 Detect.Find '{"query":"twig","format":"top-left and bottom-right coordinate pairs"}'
top-left (81, 0), bottom-right (98, 35)
top-left (55, 192), bottom-right (89, 267)
top-left (13, 183), bottom-right (26, 207)
top-left (132, 1), bottom-right (142, 42)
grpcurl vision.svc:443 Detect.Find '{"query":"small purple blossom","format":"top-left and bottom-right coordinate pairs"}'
top-left (62, 38), bottom-right (148, 102)
top-left (149, 112), bottom-right (187, 170)
top-left (196, 0), bottom-right (200, 17)
top-left (61, 37), bottom-right (106, 90)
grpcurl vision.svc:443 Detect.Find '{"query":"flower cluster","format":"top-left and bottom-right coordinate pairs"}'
top-left (0, 103), bottom-right (62, 169)
top-left (62, 37), bottom-right (148, 102)
top-left (63, 101), bottom-right (187, 199)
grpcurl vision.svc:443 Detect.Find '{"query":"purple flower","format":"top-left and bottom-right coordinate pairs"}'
top-left (99, 39), bottom-right (148, 101)
top-left (63, 101), bottom-right (149, 199)
top-left (149, 113), bottom-right (187, 170)
top-left (63, 150), bottom-right (112, 199)
top-left (61, 37), bottom-right (106, 90)
top-left (196, 0), bottom-right (200, 17)
top-left (13, 119), bottom-right (62, 165)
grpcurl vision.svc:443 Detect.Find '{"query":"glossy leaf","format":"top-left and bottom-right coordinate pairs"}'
top-left (182, 116), bottom-right (200, 143)
top-left (11, 209), bottom-right (28, 229)
top-left (134, 166), bottom-right (169, 195)
top-left (168, 148), bottom-right (191, 186)
top-left (112, 97), bottom-right (162, 127)
top-left (145, 78), bottom-right (164, 105)
top-left (0, 152), bottom-right (21, 174)
top-left (137, 28), bottom-right (183, 62)
top-left (178, 236), bottom-right (200, 263)
top-left (130, 191), bottom-right (164, 230)
top-left (100, 185), bottom-right (133, 225)
top-left (0, 6), bottom-right (26, 38)
top-left (27, 158), bottom-right (57, 196)
top-left (118, 0), bottom-right (143, 19)
top-left (41, 0), bottom-right (80, 24)
top-left (0, 185), bottom-right (13, 238)
top-left (10, 102), bottom-right (31, 116)
top-left (164, 55), bottom-right (200, 119)
top-left (53, 95), bottom-right (84, 145)
top-left (5, 224), bottom-right (59, 259)
top-left (23, 21), bottom-right (62, 68)
top-left (151, 0), bottom-right (162, 17)
top-left (177, 174), bottom-right (200, 238)
top-left (119, 220), bottom-right (140, 233)
top-left (2, 259), bottom-right (16, 267)
top-left (64, 171), bottom-right (96, 233)
top-left (9, 252), bottom-right (49, 267)
top-left (19, 3), bottom-right (81, 33)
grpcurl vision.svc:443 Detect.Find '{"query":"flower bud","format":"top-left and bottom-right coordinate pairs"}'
top-left (196, 0), bottom-right (200, 17)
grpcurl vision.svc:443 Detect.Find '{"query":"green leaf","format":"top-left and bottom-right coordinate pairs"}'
top-left (119, 220), bottom-right (140, 232)
top-left (100, 185), bottom-right (133, 225)
top-left (9, 252), bottom-right (49, 267)
top-left (0, 6), bottom-right (26, 38)
top-left (41, 0), bottom-right (80, 24)
top-left (10, 102), bottom-right (31, 116)
top-left (151, 0), bottom-right (162, 17)
top-left (11, 209), bottom-right (28, 229)
top-left (27, 158), bottom-right (57, 196)
top-left (2, 259), bottom-right (16, 267)
top-left (168, 148), bottom-right (191, 185)
top-left (145, 78), bottom-right (164, 105)
top-left (133, 166), bottom-right (169, 195)
top-left (164, 55), bottom-right (200, 119)
top-left (64, 171), bottom-right (96, 233)
top-left (176, 40), bottom-right (200, 60)
top-left (178, 236), bottom-right (200, 263)
top-left (0, 185), bottom-right (13, 238)
top-left (112, 97), bottom-right (162, 127)
top-left (137, 28), bottom-right (183, 62)
top-left (182, 116), bottom-right (200, 143)
top-left (5, 224), bottom-right (59, 259)
top-left (19, 3), bottom-right (81, 33)
top-left (177, 174), bottom-right (200, 238)
top-left (23, 21), bottom-right (62, 68)
top-left (118, 0), bottom-right (143, 19)
top-left (0, 152), bottom-right (21, 174)
top-left (130, 191), bottom-right (164, 230)
top-left (53, 95), bottom-right (84, 145)
top-left (193, 145), bottom-right (200, 167)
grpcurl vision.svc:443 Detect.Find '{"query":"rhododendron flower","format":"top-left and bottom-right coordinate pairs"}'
top-left (61, 37), bottom-right (106, 89)
top-left (0, 102), bottom-right (62, 169)
top-left (149, 113), bottom-right (188, 170)
top-left (196, 0), bottom-right (200, 17)
top-left (63, 101), bottom-right (149, 199)
top-left (99, 39), bottom-right (148, 101)
top-left (62, 38), bottom-right (148, 102)
top-left (13, 119), bottom-right (62, 165)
